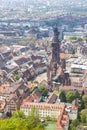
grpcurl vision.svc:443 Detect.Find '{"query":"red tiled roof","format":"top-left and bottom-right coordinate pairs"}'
top-left (59, 85), bottom-right (87, 95)
top-left (47, 93), bottom-right (57, 103)
top-left (24, 95), bottom-right (34, 102)
top-left (21, 102), bottom-right (65, 111)
top-left (60, 53), bottom-right (66, 59)
top-left (23, 89), bottom-right (41, 102)
top-left (26, 82), bottom-right (35, 89)
top-left (71, 106), bottom-right (78, 110)
top-left (56, 113), bottom-right (69, 130)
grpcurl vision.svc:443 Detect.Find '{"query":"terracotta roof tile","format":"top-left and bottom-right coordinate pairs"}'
top-left (47, 93), bottom-right (57, 103)
top-left (71, 106), bottom-right (78, 110)
top-left (60, 53), bottom-right (66, 59)
top-left (21, 102), bottom-right (65, 111)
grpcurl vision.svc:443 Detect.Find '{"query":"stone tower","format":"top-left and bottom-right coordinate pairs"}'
top-left (47, 26), bottom-right (60, 88)
top-left (47, 26), bottom-right (71, 89)
top-left (52, 26), bottom-right (60, 64)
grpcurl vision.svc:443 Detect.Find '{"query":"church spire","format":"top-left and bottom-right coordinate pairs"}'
top-left (53, 26), bottom-right (59, 43)
top-left (52, 26), bottom-right (60, 64)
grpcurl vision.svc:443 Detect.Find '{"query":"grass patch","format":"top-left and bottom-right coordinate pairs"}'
top-left (45, 123), bottom-right (56, 130)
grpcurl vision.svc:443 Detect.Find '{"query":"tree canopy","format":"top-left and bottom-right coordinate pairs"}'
top-left (59, 91), bottom-right (66, 102)
top-left (0, 110), bottom-right (44, 130)
top-left (38, 86), bottom-right (48, 97)
top-left (82, 95), bottom-right (87, 103)
top-left (66, 91), bottom-right (74, 103)
top-left (74, 91), bottom-right (80, 99)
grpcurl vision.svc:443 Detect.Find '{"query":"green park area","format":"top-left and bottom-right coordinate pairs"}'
top-left (45, 123), bottom-right (56, 130)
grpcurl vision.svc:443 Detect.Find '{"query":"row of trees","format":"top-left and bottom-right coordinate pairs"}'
top-left (69, 36), bottom-right (87, 42)
top-left (59, 90), bottom-right (87, 129)
top-left (59, 90), bottom-right (87, 109)
top-left (70, 109), bottom-right (87, 130)
top-left (59, 90), bottom-right (80, 103)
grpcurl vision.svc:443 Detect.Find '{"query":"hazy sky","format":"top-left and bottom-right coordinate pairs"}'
top-left (1, 0), bottom-right (87, 7)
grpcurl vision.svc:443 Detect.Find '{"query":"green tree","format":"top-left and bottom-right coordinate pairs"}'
top-left (80, 109), bottom-right (87, 123)
top-left (12, 110), bottom-right (26, 119)
top-left (14, 74), bottom-right (20, 81)
top-left (80, 114), bottom-right (86, 123)
top-left (69, 36), bottom-right (77, 40)
top-left (45, 115), bottom-right (51, 121)
top-left (74, 91), bottom-right (80, 99)
top-left (79, 100), bottom-right (85, 111)
top-left (28, 107), bottom-right (39, 118)
top-left (27, 108), bottom-right (44, 130)
top-left (72, 119), bottom-right (79, 127)
top-left (66, 91), bottom-right (74, 103)
top-left (27, 114), bottom-right (44, 130)
top-left (70, 124), bottom-right (76, 130)
top-left (0, 109), bottom-right (44, 130)
top-left (38, 86), bottom-right (48, 96)
top-left (59, 91), bottom-right (66, 102)
top-left (82, 95), bottom-right (87, 103)
top-left (45, 116), bottom-right (56, 122)
top-left (80, 109), bottom-right (87, 115)
top-left (81, 90), bottom-right (84, 100)
top-left (0, 118), bottom-right (28, 130)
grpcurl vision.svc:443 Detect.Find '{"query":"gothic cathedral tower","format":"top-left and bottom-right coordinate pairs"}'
top-left (47, 26), bottom-right (60, 88)
top-left (52, 26), bottom-right (60, 64)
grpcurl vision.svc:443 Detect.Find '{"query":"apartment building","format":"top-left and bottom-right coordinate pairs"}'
top-left (20, 102), bottom-right (69, 130)
top-left (20, 102), bottom-right (65, 118)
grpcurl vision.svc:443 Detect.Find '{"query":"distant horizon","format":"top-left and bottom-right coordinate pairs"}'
top-left (1, 0), bottom-right (87, 8)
